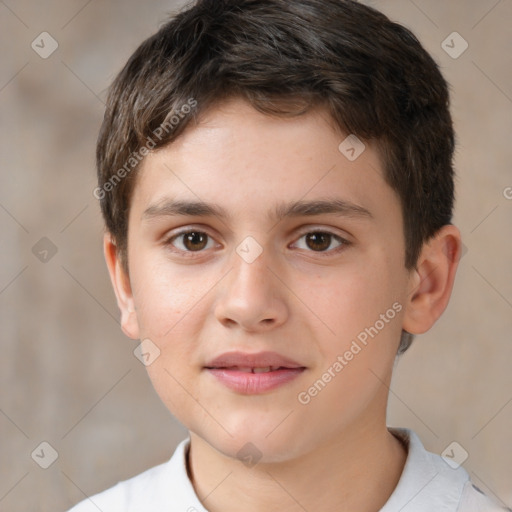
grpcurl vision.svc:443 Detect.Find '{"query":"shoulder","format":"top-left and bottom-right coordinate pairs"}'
top-left (381, 429), bottom-right (509, 512)
top-left (67, 459), bottom-right (169, 512)
top-left (66, 438), bottom-right (205, 512)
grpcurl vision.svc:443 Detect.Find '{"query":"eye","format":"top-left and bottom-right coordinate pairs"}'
top-left (292, 231), bottom-right (347, 253)
top-left (167, 230), bottom-right (215, 252)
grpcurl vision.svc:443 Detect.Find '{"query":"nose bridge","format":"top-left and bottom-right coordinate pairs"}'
top-left (228, 245), bottom-right (274, 306)
top-left (214, 242), bottom-right (288, 330)
top-left (230, 233), bottom-right (273, 290)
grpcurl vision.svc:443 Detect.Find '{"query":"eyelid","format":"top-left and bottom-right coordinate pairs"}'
top-left (293, 224), bottom-right (351, 238)
top-left (163, 224), bottom-right (218, 241)
top-left (292, 225), bottom-right (352, 243)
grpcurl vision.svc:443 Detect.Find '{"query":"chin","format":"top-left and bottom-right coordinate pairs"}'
top-left (194, 417), bottom-right (308, 465)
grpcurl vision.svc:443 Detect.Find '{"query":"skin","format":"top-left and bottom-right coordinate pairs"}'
top-left (105, 98), bottom-right (461, 512)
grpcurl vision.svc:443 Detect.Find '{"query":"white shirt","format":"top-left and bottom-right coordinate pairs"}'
top-left (68, 429), bottom-right (508, 511)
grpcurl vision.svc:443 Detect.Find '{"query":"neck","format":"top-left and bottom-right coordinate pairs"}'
top-left (187, 414), bottom-right (407, 512)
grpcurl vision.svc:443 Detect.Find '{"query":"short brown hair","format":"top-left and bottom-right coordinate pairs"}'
top-left (96, 0), bottom-right (455, 354)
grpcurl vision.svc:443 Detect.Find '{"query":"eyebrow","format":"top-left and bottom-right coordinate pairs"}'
top-left (142, 198), bottom-right (373, 222)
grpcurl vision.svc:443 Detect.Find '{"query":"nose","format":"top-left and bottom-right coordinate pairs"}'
top-left (214, 251), bottom-right (289, 332)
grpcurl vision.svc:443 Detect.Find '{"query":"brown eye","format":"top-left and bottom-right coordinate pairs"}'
top-left (305, 232), bottom-right (333, 251)
top-left (183, 232), bottom-right (208, 251)
top-left (169, 231), bottom-right (213, 252)
top-left (292, 231), bottom-right (347, 253)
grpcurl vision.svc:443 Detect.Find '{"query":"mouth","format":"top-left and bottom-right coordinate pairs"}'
top-left (204, 351), bottom-right (306, 394)
top-left (206, 366), bottom-right (292, 373)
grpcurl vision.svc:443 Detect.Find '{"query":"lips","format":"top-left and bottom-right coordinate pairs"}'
top-left (204, 351), bottom-right (306, 394)
top-left (205, 351), bottom-right (304, 370)
top-left (220, 366), bottom-right (283, 373)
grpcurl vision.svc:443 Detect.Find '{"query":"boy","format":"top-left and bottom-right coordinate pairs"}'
top-left (71, 0), bottom-right (507, 510)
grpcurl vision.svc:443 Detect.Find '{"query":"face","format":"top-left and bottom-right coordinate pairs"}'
top-left (116, 98), bottom-right (414, 462)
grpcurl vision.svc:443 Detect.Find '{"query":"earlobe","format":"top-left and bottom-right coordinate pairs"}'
top-left (103, 233), bottom-right (140, 340)
top-left (402, 225), bottom-right (461, 335)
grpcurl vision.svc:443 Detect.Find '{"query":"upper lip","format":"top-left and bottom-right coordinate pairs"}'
top-left (204, 351), bottom-right (304, 369)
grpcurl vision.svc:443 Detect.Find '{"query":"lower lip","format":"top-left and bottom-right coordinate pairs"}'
top-left (206, 368), bottom-right (305, 394)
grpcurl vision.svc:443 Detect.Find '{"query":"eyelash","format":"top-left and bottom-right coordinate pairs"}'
top-left (163, 228), bottom-right (351, 258)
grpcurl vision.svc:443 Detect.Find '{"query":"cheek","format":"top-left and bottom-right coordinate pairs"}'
top-left (293, 265), bottom-right (392, 334)
top-left (129, 254), bottom-right (209, 338)
top-left (292, 265), bottom-right (404, 428)
top-left (130, 263), bottom-right (210, 421)
top-left (291, 257), bottom-right (406, 366)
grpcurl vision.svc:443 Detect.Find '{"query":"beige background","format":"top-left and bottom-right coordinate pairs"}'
top-left (0, 0), bottom-right (511, 510)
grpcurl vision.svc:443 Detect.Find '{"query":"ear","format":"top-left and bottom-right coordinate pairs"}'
top-left (402, 225), bottom-right (462, 335)
top-left (103, 233), bottom-right (140, 340)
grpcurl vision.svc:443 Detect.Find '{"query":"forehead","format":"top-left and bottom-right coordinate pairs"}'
top-left (131, 98), bottom-right (398, 224)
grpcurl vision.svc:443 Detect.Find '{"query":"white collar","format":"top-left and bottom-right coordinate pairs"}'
top-left (381, 428), bottom-right (469, 511)
top-left (83, 428), bottom-right (471, 511)
top-left (169, 428), bottom-right (469, 511)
